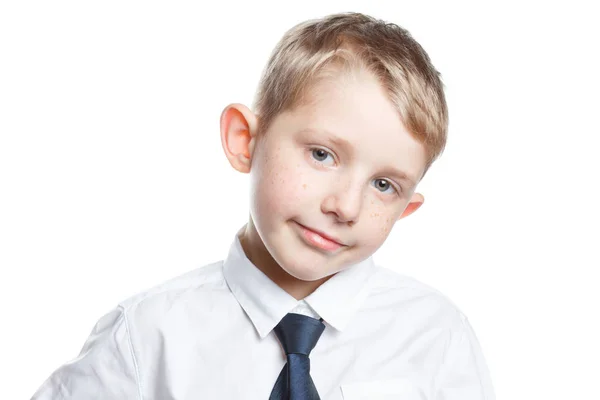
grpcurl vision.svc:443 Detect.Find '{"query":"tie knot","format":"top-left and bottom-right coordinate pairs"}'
top-left (273, 313), bottom-right (325, 356)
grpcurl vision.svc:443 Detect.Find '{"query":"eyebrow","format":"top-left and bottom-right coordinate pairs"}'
top-left (299, 127), bottom-right (418, 187)
top-left (384, 167), bottom-right (417, 187)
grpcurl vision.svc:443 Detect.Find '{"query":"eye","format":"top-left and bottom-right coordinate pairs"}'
top-left (373, 178), bottom-right (399, 195)
top-left (310, 148), bottom-right (335, 166)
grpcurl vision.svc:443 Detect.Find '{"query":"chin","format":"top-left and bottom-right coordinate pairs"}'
top-left (284, 255), bottom-right (340, 281)
top-left (287, 269), bottom-right (330, 282)
top-left (274, 252), bottom-right (321, 280)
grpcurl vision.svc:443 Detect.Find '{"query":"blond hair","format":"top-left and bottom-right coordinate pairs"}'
top-left (252, 12), bottom-right (449, 178)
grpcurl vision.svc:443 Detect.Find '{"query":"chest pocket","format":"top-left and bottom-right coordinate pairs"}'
top-left (340, 378), bottom-right (425, 400)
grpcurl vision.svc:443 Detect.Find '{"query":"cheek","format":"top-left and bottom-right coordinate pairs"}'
top-left (375, 215), bottom-right (395, 242)
top-left (363, 201), bottom-right (398, 244)
top-left (257, 156), bottom-right (307, 215)
top-left (379, 214), bottom-right (396, 239)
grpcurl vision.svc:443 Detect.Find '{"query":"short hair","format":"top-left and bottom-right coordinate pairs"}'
top-left (252, 12), bottom-right (449, 178)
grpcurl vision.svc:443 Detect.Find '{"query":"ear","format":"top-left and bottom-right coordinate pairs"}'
top-left (398, 192), bottom-right (424, 220)
top-left (220, 103), bottom-right (259, 173)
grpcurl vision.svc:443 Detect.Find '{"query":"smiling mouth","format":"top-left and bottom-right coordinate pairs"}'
top-left (294, 221), bottom-right (346, 252)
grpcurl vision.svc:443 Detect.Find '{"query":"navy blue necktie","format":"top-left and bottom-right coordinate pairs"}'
top-left (269, 313), bottom-right (326, 400)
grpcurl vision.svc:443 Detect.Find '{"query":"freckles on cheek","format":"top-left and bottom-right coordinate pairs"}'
top-left (380, 216), bottom-right (394, 236)
top-left (375, 218), bottom-right (392, 240)
top-left (367, 209), bottom-right (395, 242)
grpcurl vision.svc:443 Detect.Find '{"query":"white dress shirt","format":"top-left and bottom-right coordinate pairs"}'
top-left (31, 228), bottom-right (496, 399)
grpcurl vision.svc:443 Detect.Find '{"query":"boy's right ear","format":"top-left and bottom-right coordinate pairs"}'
top-left (220, 103), bottom-right (259, 173)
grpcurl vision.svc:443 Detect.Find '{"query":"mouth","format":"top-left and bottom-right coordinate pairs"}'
top-left (293, 221), bottom-right (346, 252)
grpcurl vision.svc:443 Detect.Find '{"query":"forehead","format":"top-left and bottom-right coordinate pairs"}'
top-left (276, 70), bottom-right (427, 184)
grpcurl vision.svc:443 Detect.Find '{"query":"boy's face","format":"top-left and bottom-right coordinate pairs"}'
top-left (221, 68), bottom-right (426, 295)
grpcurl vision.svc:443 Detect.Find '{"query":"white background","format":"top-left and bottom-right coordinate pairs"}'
top-left (1, 1), bottom-right (599, 398)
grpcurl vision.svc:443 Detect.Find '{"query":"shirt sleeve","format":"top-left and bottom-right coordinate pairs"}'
top-left (434, 313), bottom-right (496, 400)
top-left (30, 305), bottom-right (141, 400)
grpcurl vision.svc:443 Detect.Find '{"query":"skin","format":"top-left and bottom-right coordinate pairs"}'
top-left (220, 67), bottom-right (427, 300)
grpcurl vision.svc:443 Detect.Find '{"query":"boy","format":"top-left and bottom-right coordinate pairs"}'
top-left (31, 12), bottom-right (495, 399)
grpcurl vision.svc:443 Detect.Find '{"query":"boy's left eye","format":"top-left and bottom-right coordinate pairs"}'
top-left (311, 148), bottom-right (335, 165)
top-left (373, 179), bottom-right (397, 195)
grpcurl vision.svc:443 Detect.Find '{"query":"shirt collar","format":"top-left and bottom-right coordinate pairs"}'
top-left (223, 227), bottom-right (375, 338)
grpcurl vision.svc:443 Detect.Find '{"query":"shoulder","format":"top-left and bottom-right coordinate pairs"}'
top-left (366, 263), bottom-right (468, 324)
top-left (117, 260), bottom-right (226, 313)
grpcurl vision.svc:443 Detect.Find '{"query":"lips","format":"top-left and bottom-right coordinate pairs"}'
top-left (294, 221), bottom-right (346, 248)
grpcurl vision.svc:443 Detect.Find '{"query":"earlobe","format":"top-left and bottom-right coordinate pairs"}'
top-left (220, 103), bottom-right (259, 173)
top-left (398, 192), bottom-right (424, 220)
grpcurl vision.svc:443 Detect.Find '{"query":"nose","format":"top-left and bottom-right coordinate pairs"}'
top-left (321, 178), bottom-right (363, 224)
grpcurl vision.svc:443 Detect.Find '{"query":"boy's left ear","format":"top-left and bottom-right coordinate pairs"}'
top-left (398, 192), bottom-right (424, 220)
